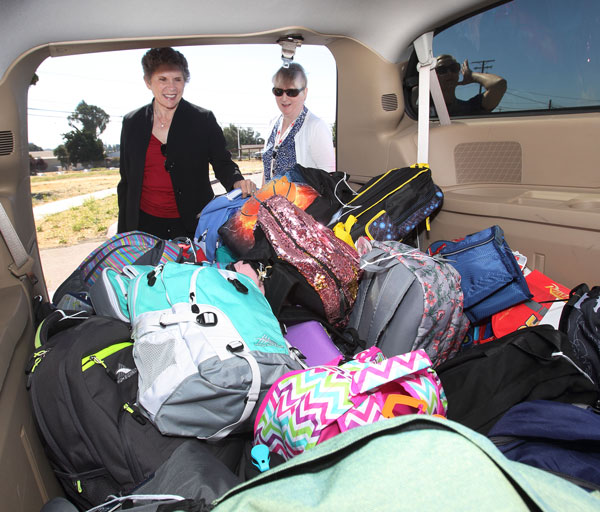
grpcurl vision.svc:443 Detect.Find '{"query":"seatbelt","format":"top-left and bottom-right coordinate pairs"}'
top-left (0, 201), bottom-right (37, 283)
top-left (413, 32), bottom-right (451, 165)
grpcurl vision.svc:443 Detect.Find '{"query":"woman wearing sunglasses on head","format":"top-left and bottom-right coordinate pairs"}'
top-left (117, 47), bottom-right (257, 240)
top-left (435, 54), bottom-right (507, 116)
top-left (262, 62), bottom-right (335, 184)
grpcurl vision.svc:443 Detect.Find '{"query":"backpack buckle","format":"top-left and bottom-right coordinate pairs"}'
top-left (226, 341), bottom-right (244, 353)
top-left (196, 311), bottom-right (218, 326)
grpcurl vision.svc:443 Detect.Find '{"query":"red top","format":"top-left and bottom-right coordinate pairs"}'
top-left (140, 134), bottom-right (180, 218)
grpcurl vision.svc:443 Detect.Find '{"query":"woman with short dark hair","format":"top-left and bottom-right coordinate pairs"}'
top-left (118, 47), bottom-right (256, 239)
top-left (262, 62), bottom-right (335, 184)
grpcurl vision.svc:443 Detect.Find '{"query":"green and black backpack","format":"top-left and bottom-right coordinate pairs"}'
top-left (26, 311), bottom-right (186, 510)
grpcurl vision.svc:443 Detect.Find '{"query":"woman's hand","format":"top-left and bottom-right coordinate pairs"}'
top-left (458, 59), bottom-right (474, 85)
top-left (233, 178), bottom-right (258, 197)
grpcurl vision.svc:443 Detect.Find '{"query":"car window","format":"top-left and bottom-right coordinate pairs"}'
top-left (27, 44), bottom-right (337, 155)
top-left (405, 0), bottom-right (600, 117)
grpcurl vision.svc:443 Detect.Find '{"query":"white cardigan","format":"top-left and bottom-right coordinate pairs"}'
top-left (264, 110), bottom-right (336, 172)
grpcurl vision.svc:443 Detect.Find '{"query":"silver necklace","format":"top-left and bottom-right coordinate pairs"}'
top-left (154, 108), bottom-right (170, 128)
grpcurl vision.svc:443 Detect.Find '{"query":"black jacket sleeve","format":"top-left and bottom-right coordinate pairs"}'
top-left (116, 116), bottom-right (129, 233)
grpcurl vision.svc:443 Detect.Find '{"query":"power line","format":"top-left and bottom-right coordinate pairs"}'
top-left (509, 87), bottom-right (599, 104)
top-left (470, 59), bottom-right (495, 95)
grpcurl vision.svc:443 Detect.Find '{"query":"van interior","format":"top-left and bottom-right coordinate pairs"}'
top-left (1, 0), bottom-right (598, 510)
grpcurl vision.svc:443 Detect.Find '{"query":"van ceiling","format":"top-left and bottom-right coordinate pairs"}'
top-left (1, 0), bottom-right (496, 78)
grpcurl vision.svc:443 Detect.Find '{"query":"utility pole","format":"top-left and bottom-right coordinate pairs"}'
top-left (470, 59), bottom-right (495, 95)
top-left (236, 126), bottom-right (241, 159)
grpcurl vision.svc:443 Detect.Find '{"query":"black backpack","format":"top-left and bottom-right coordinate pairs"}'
top-left (435, 325), bottom-right (600, 435)
top-left (559, 283), bottom-right (600, 386)
top-left (26, 312), bottom-right (186, 510)
top-left (327, 164), bottom-right (443, 245)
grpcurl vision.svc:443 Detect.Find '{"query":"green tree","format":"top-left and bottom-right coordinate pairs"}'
top-left (222, 124), bottom-right (264, 152)
top-left (68, 100), bottom-right (110, 137)
top-left (63, 131), bottom-right (105, 167)
top-left (53, 145), bottom-right (70, 168)
top-left (28, 142), bottom-right (43, 151)
top-left (60, 101), bottom-right (109, 167)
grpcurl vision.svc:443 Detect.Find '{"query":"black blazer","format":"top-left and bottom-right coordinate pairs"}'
top-left (117, 98), bottom-right (242, 236)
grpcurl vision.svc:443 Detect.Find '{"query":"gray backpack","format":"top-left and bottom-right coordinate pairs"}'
top-left (347, 239), bottom-right (469, 366)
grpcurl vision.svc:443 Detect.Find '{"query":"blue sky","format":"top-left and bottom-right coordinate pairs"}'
top-left (435, 0), bottom-right (600, 111)
top-left (27, 44), bottom-right (337, 150)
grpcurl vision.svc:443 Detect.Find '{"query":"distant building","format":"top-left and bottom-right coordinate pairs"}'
top-left (240, 144), bottom-right (264, 160)
top-left (29, 150), bottom-right (120, 172)
top-left (29, 150), bottom-right (62, 172)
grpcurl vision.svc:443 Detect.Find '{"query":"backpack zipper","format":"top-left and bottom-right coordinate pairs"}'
top-left (81, 342), bottom-right (134, 380)
top-left (262, 200), bottom-right (349, 321)
top-left (433, 233), bottom-right (496, 258)
top-left (343, 166), bottom-right (431, 221)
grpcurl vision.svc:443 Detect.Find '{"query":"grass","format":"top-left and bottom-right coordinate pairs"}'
top-left (31, 169), bottom-right (120, 206)
top-left (36, 195), bottom-right (119, 248)
top-left (34, 160), bottom-right (263, 249)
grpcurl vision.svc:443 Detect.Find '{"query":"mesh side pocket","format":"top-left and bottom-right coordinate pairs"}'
top-left (134, 332), bottom-right (179, 397)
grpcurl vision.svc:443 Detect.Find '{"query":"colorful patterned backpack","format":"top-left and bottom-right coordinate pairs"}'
top-left (254, 347), bottom-right (447, 460)
top-left (52, 231), bottom-right (184, 306)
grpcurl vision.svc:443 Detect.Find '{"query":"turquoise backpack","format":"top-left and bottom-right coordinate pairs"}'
top-left (127, 262), bottom-right (304, 440)
top-left (213, 415), bottom-right (600, 511)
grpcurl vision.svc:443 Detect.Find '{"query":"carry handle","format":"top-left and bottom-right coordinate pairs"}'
top-left (381, 394), bottom-right (428, 418)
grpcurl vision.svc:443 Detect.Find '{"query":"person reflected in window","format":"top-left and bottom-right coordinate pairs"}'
top-left (435, 54), bottom-right (507, 116)
top-left (262, 63), bottom-right (335, 185)
top-left (118, 47), bottom-right (256, 240)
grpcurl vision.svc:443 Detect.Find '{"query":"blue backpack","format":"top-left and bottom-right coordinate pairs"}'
top-left (194, 189), bottom-right (249, 263)
top-left (488, 400), bottom-right (600, 490)
top-left (427, 225), bottom-right (532, 323)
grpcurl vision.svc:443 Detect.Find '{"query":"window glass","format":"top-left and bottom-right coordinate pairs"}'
top-left (422, 0), bottom-right (600, 116)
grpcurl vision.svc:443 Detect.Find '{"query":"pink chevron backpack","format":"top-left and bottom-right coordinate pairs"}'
top-left (254, 347), bottom-right (447, 460)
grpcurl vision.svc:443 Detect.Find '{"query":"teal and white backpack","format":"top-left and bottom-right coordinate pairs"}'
top-left (127, 262), bottom-right (304, 440)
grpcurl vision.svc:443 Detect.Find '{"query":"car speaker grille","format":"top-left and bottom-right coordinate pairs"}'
top-left (454, 141), bottom-right (522, 184)
top-left (381, 93), bottom-right (398, 112)
top-left (0, 131), bottom-right (14, 156)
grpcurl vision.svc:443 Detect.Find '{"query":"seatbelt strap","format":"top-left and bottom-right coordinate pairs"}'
top-left (413, 32), bottom-right (451, 165)
top-left (0, 201), bottom-right (37, 283)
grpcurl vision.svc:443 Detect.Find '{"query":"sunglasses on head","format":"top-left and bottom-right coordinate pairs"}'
top-left (272, 87), bottom-right (305, 97)
top-left (435, 63), bottom-right (461, 75)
